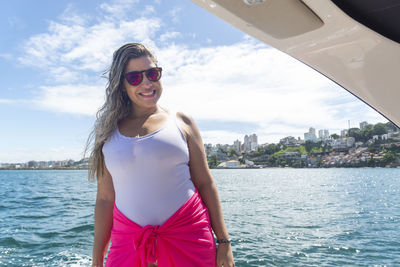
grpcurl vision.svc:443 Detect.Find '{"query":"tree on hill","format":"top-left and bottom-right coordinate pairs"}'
top-left (382, 152), bottom-right (395, 165)
top-left (373, 123), bottom-right (387, 136)
top-left (304, 140), bottom-right (313, 153)
top-left (348, 128), bottom-right (361, 142)
top-left (385, 122), bottom-right (400, 132)
top-left (330, 133), bottom-right (340, 140)
top-left (387, 144), bottom-right (400, 153)
top-left (258, 143), bottom-right (280, 155)
top-left (207, 154), bottom-right (218, 168)
top-left (359, 125), bottom-right (374, 142)
top-left (226, 148), bottom-right (238, 157)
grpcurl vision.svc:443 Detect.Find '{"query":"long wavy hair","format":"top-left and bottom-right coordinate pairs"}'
top-left (84, 43), bottom-right (158, 181)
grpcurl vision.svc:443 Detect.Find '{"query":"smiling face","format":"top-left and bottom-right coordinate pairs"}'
top-left (122, 56), bottom-right (163, 112)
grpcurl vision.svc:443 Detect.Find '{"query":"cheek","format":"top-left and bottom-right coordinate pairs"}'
top-left (126, 89), bottom-right (137, 99)
top-left (123, 82), bottom-right (138, 96)
top-left (156, 82), bottom-right (163, 91)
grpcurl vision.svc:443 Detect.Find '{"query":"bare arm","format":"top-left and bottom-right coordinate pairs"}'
top-left (178, 112), bottom-right (235, 267)
top-left (92, 163), bottom-right (115, 267)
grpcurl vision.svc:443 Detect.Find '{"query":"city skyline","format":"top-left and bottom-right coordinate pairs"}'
top-left (208, 120), bottom-right (389, 149)
top-left (0, 0), bottom-right (387, 163)
top-left (2, 119), bottom-right (389, 165)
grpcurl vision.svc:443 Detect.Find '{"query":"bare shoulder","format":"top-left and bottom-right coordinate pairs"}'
top-left (176, 111), bottom-right (195, 126)
top-left (175, 111), bottom-right (199, 141)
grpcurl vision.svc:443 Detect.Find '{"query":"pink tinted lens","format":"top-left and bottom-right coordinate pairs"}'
top-left (126, 72), bottom-right (142, 85)
top-left (146, 68), bottom-right (161, 81)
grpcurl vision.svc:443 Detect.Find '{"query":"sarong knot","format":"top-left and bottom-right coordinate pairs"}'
top-left (134, 224), bottom-right (161, 264)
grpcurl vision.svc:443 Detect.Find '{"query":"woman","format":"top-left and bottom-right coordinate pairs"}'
top-left (87, 43), bottom-right (235, 267)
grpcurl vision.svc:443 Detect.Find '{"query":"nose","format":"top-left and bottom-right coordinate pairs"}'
top-left (141, 75), bottom-right (152, 88)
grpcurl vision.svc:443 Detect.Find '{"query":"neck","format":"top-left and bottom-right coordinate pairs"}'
top-left (128, 105), bottom-right (161, 119)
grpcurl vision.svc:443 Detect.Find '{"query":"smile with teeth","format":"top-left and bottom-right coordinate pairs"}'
top-left (139, 90), bottom-right (156, 98)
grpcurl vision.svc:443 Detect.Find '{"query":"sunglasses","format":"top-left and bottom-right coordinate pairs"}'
top-left (124, 67), bottom-right (162, 86)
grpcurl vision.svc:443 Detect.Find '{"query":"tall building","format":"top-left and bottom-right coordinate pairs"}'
top-left (243, 135), bottom-right (250, 152)
top-left (319, 129), bottom-right (330, 140)
top-left (243, 134), bottom-right (258, 152)
top-left (304, 127), bottom-right (317, 142)
top-left (309, 127), bottom-right (316, 136)
top-left (233, 140), bottom-right (241, 153)
top-left (250, 133), bottom-right (258, 151)
top-left (324, 129), bottom-right (329, 139)
top-left (251, 134), bottom-right (257, 143)
top-left (341, 129), bottom-right (348, 138)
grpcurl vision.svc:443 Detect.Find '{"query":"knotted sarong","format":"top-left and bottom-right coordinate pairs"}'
top-left (105, 189), bottom-right (217, 266)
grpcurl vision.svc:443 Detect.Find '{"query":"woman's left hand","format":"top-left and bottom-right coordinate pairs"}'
top-left (216, 243), bottom-right (235, 267)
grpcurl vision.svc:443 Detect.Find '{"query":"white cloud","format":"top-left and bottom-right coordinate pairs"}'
top-left (0, 98), bottom-right (33, 105)
top-left (142, 5), bottom-right (156, 16)
top-left (169, 7), bottom-right (182, 23)
top-left (33, 84), bottom-right (105, 116)
top-left (59, 4), bottom-right (89, 26)
top-left (99, 0), bottom-right (140, 20)
top-left (159, 31), bottom-right (181, 43)
top-left (0, 99), bottom-right (15, 104)
top-left (19, 18), bottom-right (161, 73)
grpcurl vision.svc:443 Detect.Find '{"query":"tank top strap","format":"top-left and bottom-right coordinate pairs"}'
top-left (167, 109), bottom-right (178, 124)
top-left (168, 109), bottom-right (188, 143)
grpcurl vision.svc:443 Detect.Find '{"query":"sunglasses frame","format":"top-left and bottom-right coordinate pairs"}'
top-left (124, 67), bottom-right (162, 86)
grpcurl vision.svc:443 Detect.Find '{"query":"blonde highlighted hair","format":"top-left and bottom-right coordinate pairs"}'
top-left (84, 43), bottom-right (158, 181)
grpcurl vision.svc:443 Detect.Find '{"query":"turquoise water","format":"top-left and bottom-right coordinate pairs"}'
top-left (0, 168), bottom-right (399, 266)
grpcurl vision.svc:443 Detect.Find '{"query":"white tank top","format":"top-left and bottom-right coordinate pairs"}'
top-left (102, 112), bottom-right (195, 226)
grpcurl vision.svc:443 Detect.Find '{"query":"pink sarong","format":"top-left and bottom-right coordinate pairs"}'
top-left (105, 189), bottom-right (217, 266)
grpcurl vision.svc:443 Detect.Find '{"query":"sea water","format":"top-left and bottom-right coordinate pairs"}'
top-left (0, 168), bottom-right (399, 266)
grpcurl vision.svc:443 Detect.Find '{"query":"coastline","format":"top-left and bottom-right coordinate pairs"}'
top-left (0, 167), bottom-right (88, 171)
top-left (2, 166), bottom-right (399, 171)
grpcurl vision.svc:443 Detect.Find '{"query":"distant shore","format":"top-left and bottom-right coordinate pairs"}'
top-left (0, 167), bottom-right (88, 171)
top-left (2, 166), bottom-right (400, 171)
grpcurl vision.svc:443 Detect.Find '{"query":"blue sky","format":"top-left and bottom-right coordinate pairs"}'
top-left (0, 0), bottom-right (386, 163)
